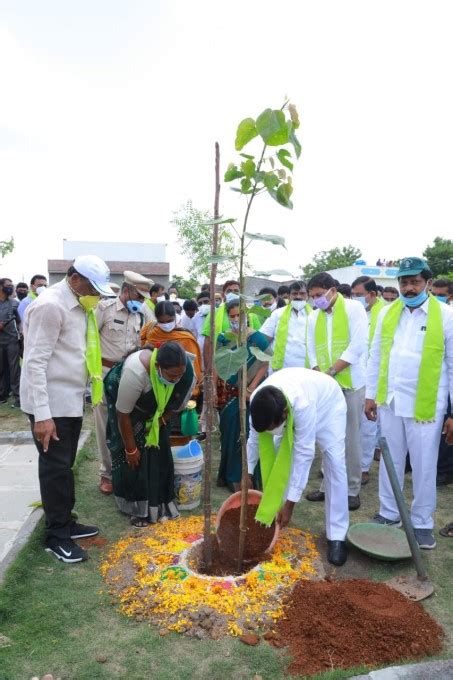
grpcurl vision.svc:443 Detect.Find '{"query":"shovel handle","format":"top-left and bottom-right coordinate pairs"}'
top-left (379, 437), bottom-right (428, 581)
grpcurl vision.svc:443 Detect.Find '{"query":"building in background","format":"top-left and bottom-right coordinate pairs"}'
top-left (48, 240), bottom-right (170, 287)
top-left (326, 264), bottom-right (399, 287)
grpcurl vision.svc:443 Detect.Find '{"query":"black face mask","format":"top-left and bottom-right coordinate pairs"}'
top-left (2, 286), bottom-right (14, 297)
top-left (16, 290), bottom-right (27, 300)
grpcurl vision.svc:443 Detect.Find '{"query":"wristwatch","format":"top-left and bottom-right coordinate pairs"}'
top-left (327, 367), bottom-right (337, 377)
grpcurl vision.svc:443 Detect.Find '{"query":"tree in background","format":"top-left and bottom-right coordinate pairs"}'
top-left (301, 245), bottom-right (362, 280)
top-left (172, 200), bottom-right (236, 281)
top-left (423, 237), bottom-right (453, 279)
top-left (168, 275), bottom-right (199, 300)
top-left (0, 238), bottom-right (14, 259)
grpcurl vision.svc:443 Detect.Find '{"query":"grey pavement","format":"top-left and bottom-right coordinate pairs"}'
top-left (0, 430), bottom-right (90, 581)
top-left (351, 659), bottom-right (453, 679)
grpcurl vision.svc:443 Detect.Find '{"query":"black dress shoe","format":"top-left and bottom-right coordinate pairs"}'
top-left (306, 490), bottom-right (325, 502)
top-left (348, 495), bottom-right (361, 510)
top-left (327, 540), bottom-right (348, 566)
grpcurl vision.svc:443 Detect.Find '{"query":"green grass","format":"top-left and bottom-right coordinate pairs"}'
top-left (1, 405), bottom-right (453, 679)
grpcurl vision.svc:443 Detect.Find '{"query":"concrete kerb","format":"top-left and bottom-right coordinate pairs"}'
top-left (0, 430), bottom-right (91, 583)
top-left (351, 659), bottom-right (453, 679)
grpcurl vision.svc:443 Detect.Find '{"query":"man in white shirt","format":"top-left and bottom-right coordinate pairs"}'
top-left (180, 299), bottom-right (199, 335)
top-left (247, 368), bottom-right (349, 566)
top-left (260, 281), bottom-right (311, 373)
top-left (365, 257), bottom-right (453, 549)
top-left (17, 274), bottom-right (48, 321)
top-left (20, 255), bottom-right (116, 564)
top-left (351, 276), bottom-right (385, 485)
top-left (305, 272), bottom-right (368, 510)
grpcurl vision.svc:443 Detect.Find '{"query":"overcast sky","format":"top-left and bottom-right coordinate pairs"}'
top-left (1, 0), bottom-right (452, 284)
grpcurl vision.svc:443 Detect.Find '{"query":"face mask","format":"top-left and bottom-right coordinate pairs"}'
top-left (434, 295), bottom-right (447, 304)
top-left (264, 302), bottom-right (277, 312)
top-left (230, 320), bottom-right (240, 332)
top-left (169, 293), bottom-right (177, 301)
top-left (225, 292), bottom-right (240, 304)
top-left (158, 321), bottom-right (176, 333)
top-left (36, 286), bottom-right (47, 296)
top-left (267, 421), bottom-right (286, 437)
top-left (215, 300), bottom-right (221, 308)
top-left (16, 290), bottom-right (27, 300)
top-left (156, 295), bottom-right (165, 303)
top-left (313, 289), bottom-right (333, 310)
top-left (78, 295), bottom-right (100, 312)
top-left (126, 300), bottom-right (142, 313)
top-left (158, 367), bottom-right (181, 386)
top-left (354, 296), bottom-right (368, 309)
top-left (2, 286), bottom-right (13, 297)
top-left (291, 299), bottom-right (306, 311)
top-left (400, 287), bottom-right (428, 308)
top-left (199, 304), bottom-right (210, 316)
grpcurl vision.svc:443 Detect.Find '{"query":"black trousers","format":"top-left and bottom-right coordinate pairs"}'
top-left (0, 341), bottom-right (20, 399)
top-left (437, 401), bottom-right (453, 476)
top-left (29, 415), bottom-right (83, 541)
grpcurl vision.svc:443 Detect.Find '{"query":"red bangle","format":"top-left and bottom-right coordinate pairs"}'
top-left (126, 447), bottom-right (138, 455)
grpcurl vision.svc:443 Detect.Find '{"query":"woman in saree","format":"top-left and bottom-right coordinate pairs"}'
top-left (105, 342), bottom-right (195, 526)
top-left (216, 300), bottom-right (270, 491)
top-left (140, 300), bottom-right (203, 396)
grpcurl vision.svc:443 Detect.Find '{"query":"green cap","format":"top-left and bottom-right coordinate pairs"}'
top-left (396, 256), bottom-right (430, 278)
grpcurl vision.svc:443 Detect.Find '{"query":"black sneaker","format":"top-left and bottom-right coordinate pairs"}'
top-left (11, 399), bottom-right (20, 408)
top-left (70, 522), bottom-right (99, 539)
top-left (45, 537), bottom-right (87, 563)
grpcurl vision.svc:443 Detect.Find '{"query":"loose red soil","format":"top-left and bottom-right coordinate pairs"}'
top-left (273, 579), bottom-right (443, 677)
top-left (76, 536), bottom-right (108, 548)
top-left (216, 505), bottom-right (275, 562)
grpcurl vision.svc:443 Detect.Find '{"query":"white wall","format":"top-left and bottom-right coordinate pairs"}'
top-left (327, 265), bottom-right (399, 287)
top-left (62, 240), bottom-right (167, 262)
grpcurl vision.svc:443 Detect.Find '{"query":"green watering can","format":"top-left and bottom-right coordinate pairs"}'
top-left (181, 400), bottom-right (199, 436)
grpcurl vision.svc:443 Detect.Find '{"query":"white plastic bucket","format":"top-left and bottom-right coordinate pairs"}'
top-left (172, 448), bottom-right (203, 510)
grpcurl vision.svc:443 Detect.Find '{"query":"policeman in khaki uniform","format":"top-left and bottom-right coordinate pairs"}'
top-left (95, 271), bottom-right (155, 494)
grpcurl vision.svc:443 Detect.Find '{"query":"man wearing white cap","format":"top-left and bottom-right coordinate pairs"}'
top-left (94, 270), bottom-right (154, 494)
top-left (20, 255), bottom-right (115, 563)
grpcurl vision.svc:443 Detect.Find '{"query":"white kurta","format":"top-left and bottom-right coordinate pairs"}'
top-left (260, 306), bottom-right (309, 371)
top-left (247, 368), bottom-right (349, 540)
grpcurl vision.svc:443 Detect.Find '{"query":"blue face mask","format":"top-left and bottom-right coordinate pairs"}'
top-left (158, 368), bottom-right (181, 386)
top-left (400, 287), bottom-right (428, 308)
top-left (435, 295), bottom-right (447, 304)
top-left (354, 296), bottom-right (368, 309)
top-left (126, 300), bottom-right (142, 314)
top-left (225, 292), bottom-right (240, 304)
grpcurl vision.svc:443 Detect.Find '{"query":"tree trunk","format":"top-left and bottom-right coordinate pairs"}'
top-left (202, 142), bottom-right (220, 569)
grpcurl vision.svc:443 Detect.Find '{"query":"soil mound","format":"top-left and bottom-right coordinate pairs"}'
top-left (273, 578), bottom-right (443, 676)
top-left (216, 505), bottom-right (275, 562)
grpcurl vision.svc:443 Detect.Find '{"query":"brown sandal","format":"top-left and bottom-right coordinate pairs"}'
top-left (131, 517), bottom-right (149, 528)
top-left (439, 522), bottom-right (453, 538)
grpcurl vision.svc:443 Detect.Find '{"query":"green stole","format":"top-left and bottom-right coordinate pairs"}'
top-left (255, 400), bottom-right (294, 526)
top-left (314, 293), bottom-right (353, 389)
top-left (145, 299), bottom-right (155, 312)
top-left (85, 309), bottom-right (103, 406)
top-left (376, 295), bottom-right (444, 422)
top-left (28, 291), bottom-right (37, 300)
top-left (145, 349), bottom-right (175, 447)
top-left (272, 304), bottom-right (312, 370)
top-left (215, 303), bottom-right (226, 339)
top-left (368, 298), bottom-right (385, 347)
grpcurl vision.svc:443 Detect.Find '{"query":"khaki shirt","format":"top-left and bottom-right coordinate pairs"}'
top-left (96, 297), bottom-right (144, 362)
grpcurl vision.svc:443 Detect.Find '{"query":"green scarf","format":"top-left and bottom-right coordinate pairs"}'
top-left (376, 295), bottom-right (444, 422)
top-left (145, 299), bottom-right (155, 312)
top-left (28, 291), bottom-right (37, 300)
top-left (84, 307), bottom-right (103, 406)
top-left (145, 349), bottom-right (175, 447)
top-left (369, 298), bottom-right (385, 348)
top-left (255, 399), bottom-right (294, 526)
top-left (272, 303), bottom-right (312, 370)
top-left (314, 293), bottom-right (353, 389)
top-left (215, 303), bottom-right (226, 339)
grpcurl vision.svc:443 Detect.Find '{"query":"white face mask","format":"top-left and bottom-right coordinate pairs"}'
top-left (156, 295), bottom-right (165, 303)
top-left (225, 292), bottom-right (240, 304)
top-left (158, 321), bottom-right (176, 333)
top-left (264, 302), bottom-right (277, 312)
top-left (36, 286), bottom-right (47, 295)
top-left (291, 299), bottom-right (306, 311)
top-left (199, 304), bottom-right (210, 316)
top-left (267, 421), bottom-right (286, 437)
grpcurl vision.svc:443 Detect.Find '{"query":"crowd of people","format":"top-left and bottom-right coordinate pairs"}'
top-left (1, 254), bottom-right (452, 568)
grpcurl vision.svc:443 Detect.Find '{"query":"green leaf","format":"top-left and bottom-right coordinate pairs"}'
top-left (245, 232), bottom-right (286, 248)
top-left (241, 158), bottom-right (256, 179)
top-left (289, 130), bottom-right (302, 158)
top-left (200, 216), bottom-right (237, 226)
top-left (224, 164), bottom-right (245, 182)
top-left (256, 109), bottom-right (290, 146)
top-left (247, 305), bottom-right (271, 319)
top-left (206, 254), bottom-right (237, 265)
top-left (240, 177), bottom-right (253, 194)
top-left (215, 346), bottom-right (248, 380)
top-left (263, 171), bottom-right (279, 191)
top-left (276, 181), bottom-right (293, 209)
top-left (277, 149), bottom-right (293, 171)
top-left (235, 118), bottom-right (258, 151)
top-left (249, 346), bottom-right (273, 362)
top-left (239, 293), bottom-right (273, 303)
top-left (240, 153), bottom-right (254, 160)
top-left (277, 168), bottom-right (287, 180)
